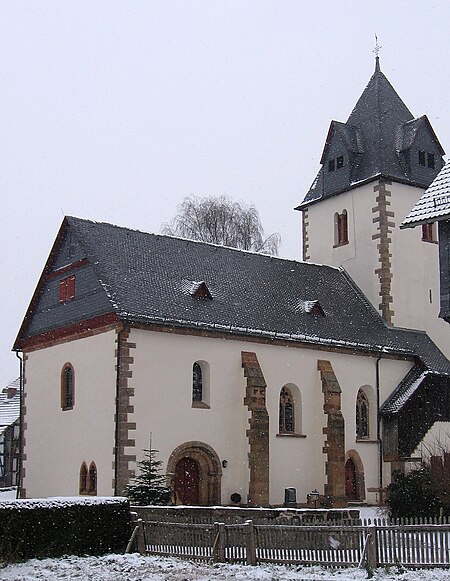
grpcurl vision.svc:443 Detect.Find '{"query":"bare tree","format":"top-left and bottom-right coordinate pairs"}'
top-left (162, 195), bottom-right (280, 255)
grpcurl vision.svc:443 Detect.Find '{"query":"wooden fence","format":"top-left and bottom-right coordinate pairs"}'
top-left (128, 516), bottom-right (450, 569)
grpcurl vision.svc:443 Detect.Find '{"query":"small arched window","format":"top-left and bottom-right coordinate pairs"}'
top-left (356, 389), bottom-right (369, 439)
top-left (334, 210), bottom-right (348, 247)
top-left (79, 461), bottom-right (97, 495)
top-left (79, 462), bottom-right (88, 494)
top-left (192, 361), bottom-right (210, 408)
top-left (192, 362), bottom-right (203, 402)
top-left (88, 462), bottom-right (97, 495)
top-left (279, 386), bottom-right (295, 434)
top-left (61, 363), bottom-right (74, 410)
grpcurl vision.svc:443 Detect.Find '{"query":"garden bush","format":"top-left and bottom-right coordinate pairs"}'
top-left (0, 497), bottom-right (131, 562)
top-left (386, 467), bottom-right (445, 519)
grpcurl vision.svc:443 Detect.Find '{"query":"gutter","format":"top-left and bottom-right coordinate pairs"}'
top-left (114, 325), bottom-right (123, 496)
top-left (376, 355), bottom-right (383, 501)
top-left (14, 351), bottom-right (24, 499)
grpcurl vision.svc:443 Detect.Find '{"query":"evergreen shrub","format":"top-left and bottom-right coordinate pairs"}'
top-left (126, 449), bottom-right (172, 506)
top-left (386, 467), bottom-right (444, 519)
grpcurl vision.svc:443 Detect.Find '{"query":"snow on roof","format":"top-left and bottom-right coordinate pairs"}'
top-left (401, 161), bottom-right (450, 227)
top-left (381, 367), bottom-right (434, 415)
top-left (0, 378), bottom-right (20, 431)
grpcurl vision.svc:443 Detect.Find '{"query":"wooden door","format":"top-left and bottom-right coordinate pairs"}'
top-left (345, 458), bottom-right (357, 500)
top-left (174, 457), bottom-right (200, 505)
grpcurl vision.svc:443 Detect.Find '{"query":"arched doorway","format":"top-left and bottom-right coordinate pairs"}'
top-left (344, 450), bottom-right (366, 501)
top-left (345, 458), bottom-right (357, 500)
top-left (167, 441), bottom-right (222, 506)
top-left (174, 457), bottom-right (200, 505)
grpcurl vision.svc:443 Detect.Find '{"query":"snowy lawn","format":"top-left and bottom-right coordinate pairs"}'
top-left (0, 554), bottom-right (448, 580)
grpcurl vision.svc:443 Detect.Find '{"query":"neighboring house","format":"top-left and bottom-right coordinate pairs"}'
top-left (13, 57), bottom-right (450, 506)
top-left (401, 161), bottom-right (450, 323)
top-left (0, 378), bottom-right (20, 488)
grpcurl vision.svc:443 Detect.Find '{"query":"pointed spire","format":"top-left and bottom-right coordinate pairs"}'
top-left (375, 56), bottom-right (380, 73)
top-left (373, 34), bottom-right (382, 72)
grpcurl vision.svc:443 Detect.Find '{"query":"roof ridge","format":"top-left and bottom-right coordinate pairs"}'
top-left (67, 215), bottom-right (342, 270)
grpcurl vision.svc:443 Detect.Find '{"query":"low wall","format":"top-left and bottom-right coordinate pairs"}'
top-left (132, 505), bottom-right (360, 524)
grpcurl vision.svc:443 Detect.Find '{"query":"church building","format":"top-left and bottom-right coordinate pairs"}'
top-left (14, 58), bottom-right (450, 506)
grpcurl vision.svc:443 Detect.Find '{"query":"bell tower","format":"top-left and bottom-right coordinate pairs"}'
top-left (296, 57), bottom-right (450, 356)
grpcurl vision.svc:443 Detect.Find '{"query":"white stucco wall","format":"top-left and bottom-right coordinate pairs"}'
top-left (22, 325), bottom-right (417, 505)
top-left (305, 183), bottom-right (380, 309)
top-left (389, 182), bottom-right (450, 358)
top-left (304, 180), bottom-right (450, 360)
top-left (23, 330), bottom-right (117, 498)
top-left (128, 329), bottom-right (414, 506)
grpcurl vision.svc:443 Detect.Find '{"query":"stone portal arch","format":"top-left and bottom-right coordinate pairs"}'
top-left (167, 441), bottom-right (222, 506)
top-left (345, 449), bottom-right (366, 501)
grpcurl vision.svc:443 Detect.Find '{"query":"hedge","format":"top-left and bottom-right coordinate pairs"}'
top-left (0, 497), bottom-right (131, 562)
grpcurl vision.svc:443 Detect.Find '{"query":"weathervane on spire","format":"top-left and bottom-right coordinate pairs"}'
top-left (373, 35), bottom-right (382, 58)
top-left (373, 34), bottom-right (382, 71)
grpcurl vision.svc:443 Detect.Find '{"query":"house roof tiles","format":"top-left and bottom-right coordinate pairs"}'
top-left (401, 161), bottom-right (450, 227)
top-left (0, 378), bottom-right (20, 433)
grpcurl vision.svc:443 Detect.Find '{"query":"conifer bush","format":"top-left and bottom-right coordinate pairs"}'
top-left (386, 467), bottom-right (444, 519)
top-left (126, 449), bottom-right (172, 506)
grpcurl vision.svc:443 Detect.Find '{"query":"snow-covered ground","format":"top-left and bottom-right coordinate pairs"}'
top-left (0, 553), bottom-right (448, 581)
top-left (0, 488), bottom-right (17, 501)
top-left (0, 505), bottom-right (445, 580)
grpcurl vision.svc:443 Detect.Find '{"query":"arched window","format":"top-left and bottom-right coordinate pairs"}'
top-left (192, 361), bottom-right (210, 408)
top-left (88, 462), bottom-right (97, 495)
top-left (334, 210), bottom-right (348, 247)
top-left (79, 461), bottom-right (97, 495)
top-left (356, 389), bottom-right (369, 439)
top-left (61, 363), bottom-right (74, 410)
top-left (79, 462), bottom-right (88, 494)
top-left (192, 362), bottom-right (203, 402)
top-left (279, 386), bottom-right (295, 433)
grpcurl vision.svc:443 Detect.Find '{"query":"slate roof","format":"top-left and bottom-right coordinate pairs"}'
top-left (379, 327), bottom-right (450, 415)
top-left (380, 366), bottom-right (428, 415)
top-left (24, 216), bottom-right (443, 375)
top-left (297, 58), bottom-right (444, 208)
top-left (0, 379), bottom-right (20, 434)
top-left (401, 161), bottom-right (450, 227)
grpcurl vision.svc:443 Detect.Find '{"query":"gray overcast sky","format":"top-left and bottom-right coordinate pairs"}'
top-left (2, 1), bottom-right (450, 383)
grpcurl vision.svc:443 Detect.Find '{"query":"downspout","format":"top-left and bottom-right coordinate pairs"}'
top-left (376, 355), bottom-right (383, 501)
top-left (114, 326), bottom-right (123, 496)
top-left (15, 351), bottom-right (24, 499)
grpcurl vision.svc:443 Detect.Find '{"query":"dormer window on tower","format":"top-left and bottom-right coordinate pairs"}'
top-left (328, 155), bottom-right (344, 173)
top-left (418, 150), bottom-right (435, 169)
